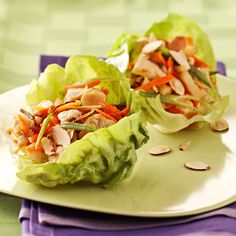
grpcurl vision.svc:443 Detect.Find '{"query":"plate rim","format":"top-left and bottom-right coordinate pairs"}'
top-left (0, 76), bottom-right (236, 218)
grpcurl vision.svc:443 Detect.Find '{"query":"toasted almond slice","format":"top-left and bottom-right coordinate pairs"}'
top-left (159, 84), bottom-right (172, 95)
top-left (211, 119), bottom-right (229, 132)
top-left (142, 40), bottom-right (163, 54)
top-left (148, 32), bottom-right (157, 42)
top-left (179, 140), bottom-right (191, 151)
top-left (52, 125), bottom-right (71, 148)
top-left (149, 145), bottom-right (171, 155)
top-left (169, 50), bottom-right (190, 70)
top-left (186, 122), bottom-right (204, 130)
top-left (169, 78), bottom-right (185, 95)
top-left (136, 37), bottom-right (148, 44)
top-left (184, 161), bottom-right (210, 171)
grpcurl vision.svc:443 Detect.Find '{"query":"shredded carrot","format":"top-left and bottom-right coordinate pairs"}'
top-left (128, 62), bottom-right (135, 69)
top-left (54, 101), bottom-right (81, 113)
top-left (101, 102), bottom-right (123, 120)
top-left (186, 37), bottom-right (193, 46)
top-left (163, 103), bottom-right (174, 110)
top-left (135, 74), bottom-right (174, 91)
top-left (119, 107), bottom-right (130, 116)
top-left (193, 56), bottom-right (209, 68)
top-left (166, 106), bottom-right (184, 115)
top-left (101, 87), bottom-right (109, 95)
top-left (28, 134), bottom-right (38, 143)
top-left (166, 57), bottom-right (174, 74)
top-left (155, 51), bottom-right (166, 66)
top-left (166, 106), bottom-right (196, 118)
top-left (51, 115), bottom-right (60, 125)
top-left (64, 80), bottom-right (101, 91)
top-left (25, 142), bottom-right (43, 153)
top-left (76, 110), bottom-right (95, 121)
top-left (94, 109), bottom-right (117, 122)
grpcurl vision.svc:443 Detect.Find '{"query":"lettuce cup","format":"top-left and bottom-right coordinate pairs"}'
top-left (8, 56), bottom-right (149, 187)
top-left (106, 13), bottom-right (229, 133)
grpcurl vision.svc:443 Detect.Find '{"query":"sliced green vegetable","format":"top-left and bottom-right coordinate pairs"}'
top-left (209, 71), bottom-right (220, 76)
top-left (158, 46), bottom-right (170, 57)
top-left (61, 122), bottom-right (96, 132)
top-left (35, 112), bottom-right (54, 149)
top-left (190, 65), bottom-right (212, 87)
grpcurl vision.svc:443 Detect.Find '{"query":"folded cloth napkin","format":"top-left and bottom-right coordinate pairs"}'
top-left (19, 56), bottom-right (234, 236)
top-left (19, 199), bottom-right (236, 236)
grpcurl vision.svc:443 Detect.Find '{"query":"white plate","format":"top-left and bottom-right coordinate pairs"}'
top-left (0, 76), bottom-right (236, 217)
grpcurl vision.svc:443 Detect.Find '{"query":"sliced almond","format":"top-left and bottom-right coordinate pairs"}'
top-left (159, 84), bottom-right (172, 95)
top-left (148, 32), bottom-right (157, 42)
top-left (169, 78), bottom-right (185, 95)
top-left (184, 45), bottom-right (196, 57)
top-left (169, 50), bottom-right (190, 70)
top-left (149, 145), bottom-right (171, 155)
top-left (211, 119), bottom-right (229, 132)
top-left (179, 140), bottom-right (191, 151)
top-left (184, 161), bottom-right (210, 171)
top-left (132, 55), bottom-right (166, 78)
top-left (136, 37), bottom-right (148, 44)
top-left (186, 122), bottom-right (204, 130)
top-left (142, 40), bottom-right (163, 54)
top-left (41, 137), bottom-right (54, 156)
top-left (52, 125), bottom-right (71, 148)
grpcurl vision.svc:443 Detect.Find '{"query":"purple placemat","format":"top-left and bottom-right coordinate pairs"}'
top-left (19, 56), bottom-right (232, 236)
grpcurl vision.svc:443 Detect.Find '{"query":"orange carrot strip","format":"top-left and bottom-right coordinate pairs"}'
top-left (119, 107), bottom-right (130, 116)
top-left (28, 134), bottom-right (38, 143)
top-left (76, 110), bottom-right (95, 121)
top-left (167, 57), bottom-right (174, 74)
top-left (193, 56), bottom-right (209, 68)
top-left (135, 74), bottom-right (174, 91)
top-left (102, 87), bottom-right (109, 95)
top-left (94, 109), bottom-right (117, 122)
top-left (51, 115), bottom-right (60, 125)
top-left (163, 103), bottom-right (174, 110)
top-left (54, 101), bottom-right (81, 113)
top-left (155, 51), bottom-right (166, 66)
top-left (167, 57), bottom-right (174, 69)
top-left (186, 37), bottom-right (193, 46)
top-left (64, 80), bottom-right (101, 91)
top-left (25, 142), bottom-right (43, 153)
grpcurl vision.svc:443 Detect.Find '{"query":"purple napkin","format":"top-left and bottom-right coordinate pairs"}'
top-left (19, 200), bottom-right (236, 236)
top-left (19, 56), bottom-right (232, 236)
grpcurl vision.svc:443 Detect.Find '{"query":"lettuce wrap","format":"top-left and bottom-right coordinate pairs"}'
top-left (9, 56), bottom-right (149, 187)
top-left (107, 13), bottom-right (229, 133)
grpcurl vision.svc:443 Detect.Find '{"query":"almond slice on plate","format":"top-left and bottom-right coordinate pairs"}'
top-left (184, 161), bottom-right (210, 171)
top-left (149, 145), bottom-right (171, 155)
top-left (179, 140), bottom-right (191, 151)
top-left (211, 119), bottom-right (229, 132)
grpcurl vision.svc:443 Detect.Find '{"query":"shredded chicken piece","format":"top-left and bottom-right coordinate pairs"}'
top-left (58, 109), bottom-right (81, 123)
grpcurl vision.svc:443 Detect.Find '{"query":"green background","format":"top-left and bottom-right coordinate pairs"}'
top-left (0, 0), bottom-right (236, 234)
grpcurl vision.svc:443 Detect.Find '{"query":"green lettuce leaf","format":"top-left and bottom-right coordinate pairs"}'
top-left (65, 55), bottom-right (130, 105)
top-left (130, 91), bottom-right (229, 133)
top-left (26, 56), bottom-right (130, 107)
top-left (16, 112), bottom-right (149, 187)
top-left (107, 13), bottom-right (216, 70)
top-left (26, 64), bottom-right (73, 107)
top-left (145, 13), bottom-right (216, 69)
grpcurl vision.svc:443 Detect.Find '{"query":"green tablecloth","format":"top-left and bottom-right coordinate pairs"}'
top-left (1, 0), bottom-right (236, 235)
